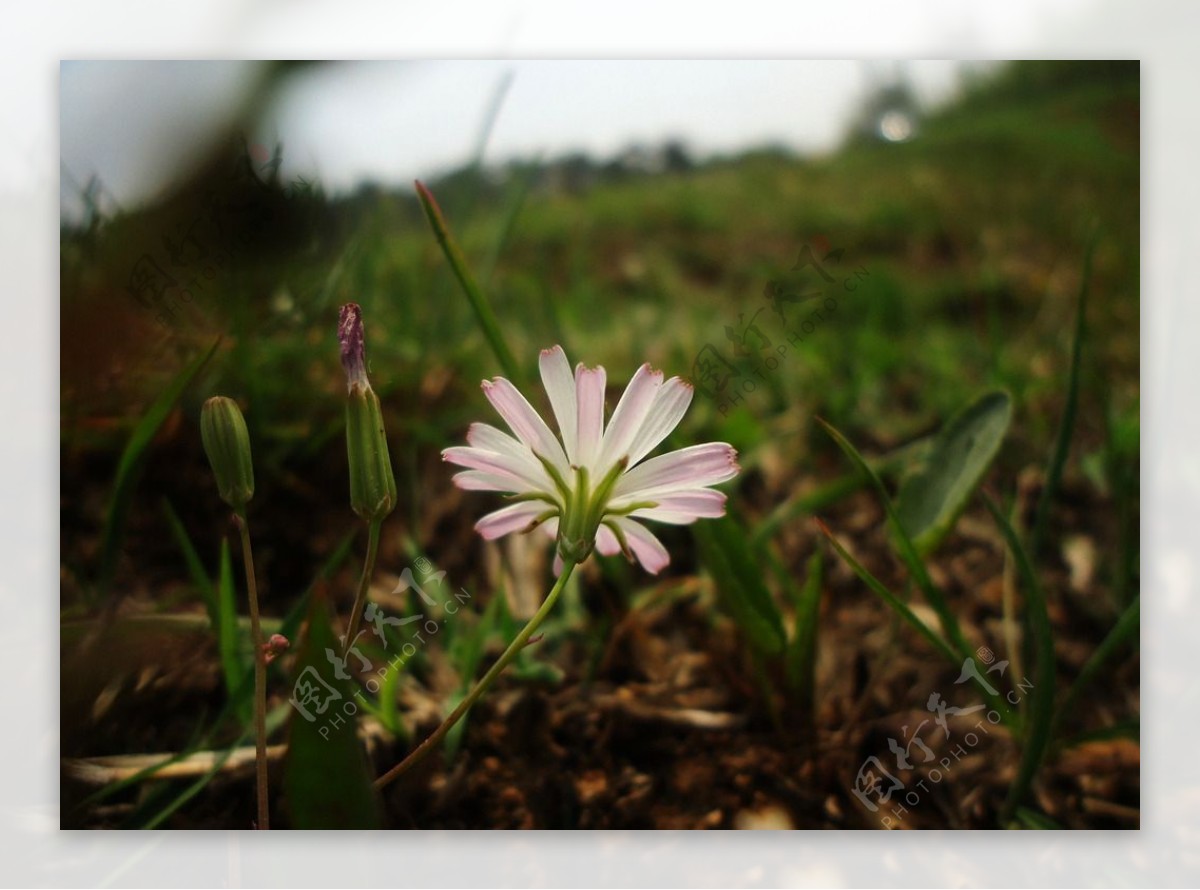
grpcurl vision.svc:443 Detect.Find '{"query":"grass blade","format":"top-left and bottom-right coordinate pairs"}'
top-left (97, 338), bottom-right (220, 594)
top-left (985, 495), bottom-right (1057, 823)
top-left (1014, 806), bottom-right (1063, 830)
top-left (415, 180), bottom-right (521, 382)
top-left (815, 518), bottom-right (960, 666)
top-left (693, 517), bottom-right (786, 658)
top-left (132, 735), bottom-right (244, 830)
top-left (753, 435), bottom-right (931, 545)
top-left (161, 498), bottom-right (215, 620)
top-left (1030, 235), bottom-right (1096, 558)
top-left (1057, 594), bottom-right (1139, 733)
top-left (815, 417), bottom-right (968, 656)
top-left (785, 552), bottom-right (823, 731)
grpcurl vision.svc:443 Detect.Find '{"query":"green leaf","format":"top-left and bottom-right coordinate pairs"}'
top-left (985, 496), bottom-right (1057, 823)
top-left (894, 390), bottom-right (1013, 554)
top-left (693, 517), bottom-right (786, 657)
top-left (97, 338), bottom-right (220, 594)
top-left (283, 590), bottom-right (384, 829)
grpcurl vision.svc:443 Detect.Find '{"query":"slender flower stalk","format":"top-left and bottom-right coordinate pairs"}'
top-left (344, 518), bottom-right (381, 652)
top-left (200, 396), bottom-right (269, 829)
top-left (233, 513), bottom-right (269, 830)
top-left (339, 303), bottom-right (396, 651)
top-left (375, 558), bottom-right (578, 789)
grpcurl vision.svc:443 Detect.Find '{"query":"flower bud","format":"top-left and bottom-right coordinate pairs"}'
top-left (200, 396), bottom-right (255, 511)
top-left (339, 303), bottom-right (397, 522)
top-left (262, 633), bottom-right (290, 665)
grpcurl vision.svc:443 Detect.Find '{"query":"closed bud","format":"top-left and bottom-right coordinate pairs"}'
top-left (200, 396), bottom-right (255, 511)
top-left (340, 303), bottom-right (396, 522)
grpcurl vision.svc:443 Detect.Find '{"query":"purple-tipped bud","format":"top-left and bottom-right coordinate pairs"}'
top-left (338, 302), bottom-right (368, 392)
top-left (338, 303), bottom-right (397, 522)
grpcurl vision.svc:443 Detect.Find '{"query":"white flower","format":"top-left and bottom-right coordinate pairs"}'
top-left (443, 345), bottom-right (739, 575)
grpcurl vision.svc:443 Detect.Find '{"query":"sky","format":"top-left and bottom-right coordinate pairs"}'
top-left (59, 60), bottom-right (975, 219)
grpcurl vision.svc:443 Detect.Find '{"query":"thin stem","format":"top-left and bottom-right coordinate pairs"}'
top-left (234, 512), bottom-right (269, 830)
top-left (375, 559), bottom-right (578, 790)
top-left (344, 519), bottom-right (382, 653)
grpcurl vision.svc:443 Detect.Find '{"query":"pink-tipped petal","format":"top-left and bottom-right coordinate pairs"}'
top-left (451, 469), bottom-right (532, 493)
top-left (539, 346), bottom-right (578, 462)
top-left (597, 363), bottom-right (663, 473)
top-left (482, 377), bottom-right (569, 473)
top-left (625, 376), bottom-right (694, 466)
top-left (622, 489), bottom-right (727, 524)
top-left (612, 517), bottom-right (670, 574)
top-left (466, 422), bottom-right (532, 459)
top-left (574, 364), bottom-right (607, 468)
top-left (595, 523), bottom-right (622, 556)
top-left (614, 442), bottom-right (740, 499)
top-left (474, 501), bottom-right (550, 540)
top-left (442, 445), bottom-right (549, 491)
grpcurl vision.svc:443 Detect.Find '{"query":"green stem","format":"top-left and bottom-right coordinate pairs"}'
top-left (234, 512), bottom-right (269, 830)
top-left (344, 519), bottom-right (382, 653)
top-left (375, 559), bottom-right (577, 789)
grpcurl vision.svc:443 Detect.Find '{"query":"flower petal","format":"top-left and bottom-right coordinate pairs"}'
top-left (466, 422), bottom-right (535, 461)
top-left (539, 346), bottom-right (577, 463)
top-left (625, 376), bottom-right (693, 466)
top-left (442, 445), bottom-right (550, 492)
top-left (574, 363), bottom-right (607, 469)
top-left (474, 501), bottom-right (552, 540)
top-left (450, 469), bottom-right (529, 493)
top-left (482, 377), bottom-right (569, 473)
top-left (595, 523), bottom-right (622, 556)
top-left (619, 489), bottom-right (727, 525)
top-left (614, 442), bottom-right (740, 498)
top-left (597, 363), bottom-right (663, 473)
top-left (611, 517), bottom-right (670, 574)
